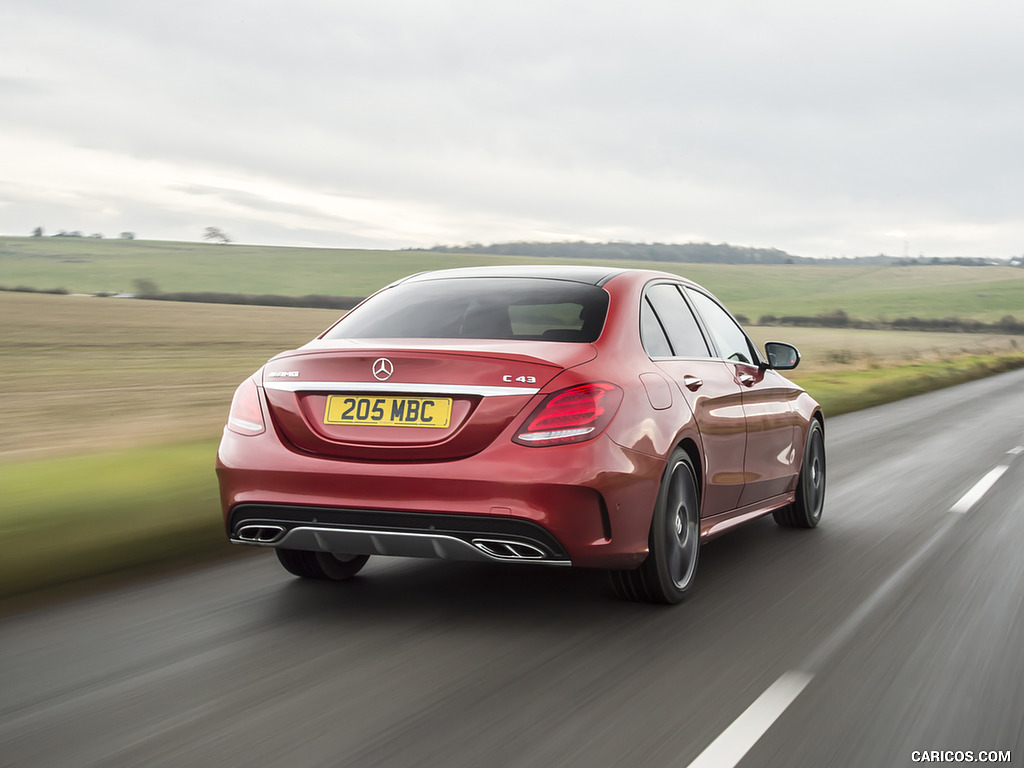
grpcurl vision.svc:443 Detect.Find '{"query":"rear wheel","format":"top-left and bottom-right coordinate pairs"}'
top-left (774, 419), bottom-right (825, 528)
top-left (610, 449), bottom-right (701, 604)
top-left (275, 549), bottom-right (370, 580)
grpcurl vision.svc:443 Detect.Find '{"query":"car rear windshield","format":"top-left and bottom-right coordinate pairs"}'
top-left (323, 277), bottom-right (609, 343)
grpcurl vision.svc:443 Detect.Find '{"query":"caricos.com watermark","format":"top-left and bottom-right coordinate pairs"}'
top-left (911, 751), bottom-right (1012, 763)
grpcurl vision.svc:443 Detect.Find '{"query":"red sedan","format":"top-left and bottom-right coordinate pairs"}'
top-left (216, 265), bottom-right (825, 603)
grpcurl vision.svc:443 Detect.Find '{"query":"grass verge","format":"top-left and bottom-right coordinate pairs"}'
top-left (0, 440), bottom-right (228, 600)
top-left (792, 352), bottom-right (1024, 416)
top-left (3, 351), bottom-right (1023, 603)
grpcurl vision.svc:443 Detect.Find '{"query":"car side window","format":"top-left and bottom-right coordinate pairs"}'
top-left (641, 297), bottom-right (673, 357)
top-left (685, 289), bottom-right (756, 364)
top-left (645, 284), bottom-right (711, 358)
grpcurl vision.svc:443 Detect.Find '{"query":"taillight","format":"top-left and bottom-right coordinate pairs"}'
top-left (227, 377), bottom-right (265, 436)
top-left (514, 383), bottom-right (622, 447)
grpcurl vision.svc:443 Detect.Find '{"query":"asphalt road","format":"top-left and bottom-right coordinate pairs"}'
top-left (3, 369), bottom-right (1024, 768)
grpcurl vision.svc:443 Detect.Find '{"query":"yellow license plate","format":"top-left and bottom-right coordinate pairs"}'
top-left (324, 395), bottom-right (452, 428)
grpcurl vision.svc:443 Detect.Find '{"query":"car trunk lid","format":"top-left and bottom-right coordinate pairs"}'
top-left (261, 340), bottom-right (596, 460)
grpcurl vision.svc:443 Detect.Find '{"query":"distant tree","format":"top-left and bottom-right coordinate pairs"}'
top-left (133, 278), bottom-right (160, 297)
top-left (203, 226), bottom-right (232, 244)
top-left (119, 231), bottom-right (136, 240)
top-left (32, 226), bottom-right (43, 237)
top-left (89, 233), bottom-right (103, 239)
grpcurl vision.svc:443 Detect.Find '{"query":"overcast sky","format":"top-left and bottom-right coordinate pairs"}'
top-left (1, 0), bottom-right (1022, 258)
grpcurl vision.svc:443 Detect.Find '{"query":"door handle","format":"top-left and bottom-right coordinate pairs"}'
top-left (682, 375), bottom-right (703, 391)
top-left (738, 373), bottom-right (756, 386)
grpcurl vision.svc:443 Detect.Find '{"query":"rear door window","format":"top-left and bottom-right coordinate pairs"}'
top-left (640, 298), bottom-right (673, 357)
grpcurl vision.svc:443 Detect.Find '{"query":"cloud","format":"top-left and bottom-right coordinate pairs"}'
top-left (1, 0), bottom-right (1023, 257)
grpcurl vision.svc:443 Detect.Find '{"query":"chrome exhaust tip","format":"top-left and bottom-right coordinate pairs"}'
top-left (235, 525), bottom-right (285, 544)
top-left (471, 539), bottom-right (547, 560)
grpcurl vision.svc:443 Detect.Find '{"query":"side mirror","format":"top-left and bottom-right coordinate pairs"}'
top-left (764, 341), bottom-right (800, 370)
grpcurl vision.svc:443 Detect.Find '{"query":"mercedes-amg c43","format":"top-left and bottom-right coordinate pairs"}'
top-left (216, 266), bottom-right (825, 603)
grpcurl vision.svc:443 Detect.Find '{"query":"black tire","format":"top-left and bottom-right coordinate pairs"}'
top-left (275, 549), bottom-right (370, 580)
top-left (774, 419), bottom-right (825, 528)
top-left (610, 449), bottom-right (701, 604)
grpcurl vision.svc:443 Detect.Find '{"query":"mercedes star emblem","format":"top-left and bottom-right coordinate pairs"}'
top-left (372, 357), bottom-right (394, 381)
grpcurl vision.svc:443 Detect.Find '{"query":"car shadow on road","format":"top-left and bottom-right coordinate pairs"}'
top-left (256, 515), bottom-right (830, 630)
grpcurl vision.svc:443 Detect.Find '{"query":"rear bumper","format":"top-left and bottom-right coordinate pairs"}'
top-left (216, 426), bottom-right (665, 569)
top-left (228, 504), bottom-right (571, 565)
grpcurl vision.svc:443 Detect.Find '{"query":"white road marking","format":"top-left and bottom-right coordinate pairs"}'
top-left (1008, 446), bottom-right (1024, 455)
top-left (685, 672), bottom-right (813, 768)
top-left (950, 466), bottom-right (1009, 514)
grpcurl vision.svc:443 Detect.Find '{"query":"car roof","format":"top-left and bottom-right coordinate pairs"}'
top-left (398, 265), bottom-right (627, 286)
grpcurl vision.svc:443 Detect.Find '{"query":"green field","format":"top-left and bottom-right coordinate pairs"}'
top-left (0, 292), bottom-right (340, 460)
top-left (4, 236), bottom-right (1024, 322)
